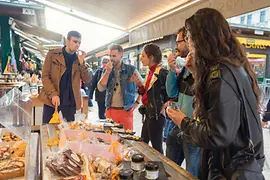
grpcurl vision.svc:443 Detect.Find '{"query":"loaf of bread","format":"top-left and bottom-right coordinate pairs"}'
top-left (0, 157), bottom-right (25, 180)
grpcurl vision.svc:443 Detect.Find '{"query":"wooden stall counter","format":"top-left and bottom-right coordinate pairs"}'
top-left (40, 124), bottom-right (197, 180)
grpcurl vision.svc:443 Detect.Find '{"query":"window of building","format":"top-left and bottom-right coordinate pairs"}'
top-left (240, 16), bottom-right (245, 24)
top-left (247, 14), bottom-right (252, 25)
top-left (260, 10), bottom-right (266, 22)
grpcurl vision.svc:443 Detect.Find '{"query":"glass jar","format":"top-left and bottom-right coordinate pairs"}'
top-left (145, 162), bottom-right (159, 180)
top-left (118, 168), bottom-right (133, 180)
top-left (131, 153), bottom-right (144, 171)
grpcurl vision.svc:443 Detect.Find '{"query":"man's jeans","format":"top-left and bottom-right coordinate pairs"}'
top-left (163, 119), bottom-right (174, 141)
top-left (166, 129), bottom-right (200, 177)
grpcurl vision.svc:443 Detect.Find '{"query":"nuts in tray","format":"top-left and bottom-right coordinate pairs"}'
top-left (1, 132), bottom-right (21, 142)
top-left (0, 142), bottom-right (27, 160)
top-left (0, 145), bottom-right (11, 160)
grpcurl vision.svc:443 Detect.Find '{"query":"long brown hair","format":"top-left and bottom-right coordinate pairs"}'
top-left (184, 8), bottom-right (260, 115)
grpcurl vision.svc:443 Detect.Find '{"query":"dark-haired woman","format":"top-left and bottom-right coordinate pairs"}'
top-left (133, 43), bottom-right (169, 154)
top-left (167, 8), bottom-right (265, 179)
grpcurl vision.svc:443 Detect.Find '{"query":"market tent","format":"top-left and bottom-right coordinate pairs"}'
top-left (10, 18), bottom-right (64, 61)
top-left (31, 0), bottom-right (270, 45)
top-left (33, 0), bottom-right (190, 30)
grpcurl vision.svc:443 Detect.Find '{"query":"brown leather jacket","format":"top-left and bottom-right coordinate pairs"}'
top-left (38, 48), bottom-right (90, 110)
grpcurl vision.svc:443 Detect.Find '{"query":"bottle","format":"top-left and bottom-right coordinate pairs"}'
top-left (145, 162), bottom-right (159, 180)
top-left (118, 168), bottom-right (133, 180)
top-left (131, 153), bottom-right (145, 171)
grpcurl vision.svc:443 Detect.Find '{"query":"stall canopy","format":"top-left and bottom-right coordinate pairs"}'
top-left (10, 18), bottom-right (64, 61)
top-left (32, 0), bottom-right (191, 30)
top-left (14, 19), bottom-right (62, 43)
top-left (31, 0), bottom-right (270, 46)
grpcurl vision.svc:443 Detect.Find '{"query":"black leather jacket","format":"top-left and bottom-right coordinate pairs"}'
top-left (180, 62), bottom-right (264, 179)
top-left (139, 64), bottom-right (169, 119)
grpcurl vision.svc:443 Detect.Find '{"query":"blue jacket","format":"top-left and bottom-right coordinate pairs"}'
top-left (105, 63), bottom-right (137, 110)
top-left (166, 68), bottom-right (194, 117)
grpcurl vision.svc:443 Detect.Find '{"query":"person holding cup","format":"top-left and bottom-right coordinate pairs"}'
top-left (165, 27), bottom-right (200, 177)
top-left (167, 8), bottom-right (264, 180)
top-left (133, 43), bottom-right (169, 154)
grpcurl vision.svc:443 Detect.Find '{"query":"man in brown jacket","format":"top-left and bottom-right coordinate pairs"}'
top-left (39, 31), bottom-right (90, 123)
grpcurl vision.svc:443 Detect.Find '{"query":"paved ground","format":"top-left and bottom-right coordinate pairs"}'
top-left (88, 101), bottom-right (270, 179)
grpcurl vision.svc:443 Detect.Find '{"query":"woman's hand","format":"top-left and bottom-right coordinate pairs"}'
top-left (185, 52), bottom-right (194, 75)
top-left (166, 107), bottom-right (187, 126)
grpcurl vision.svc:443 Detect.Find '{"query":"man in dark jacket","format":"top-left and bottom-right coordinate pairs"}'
top-left (90, 56), bottom-right (109, 119)
top-left (165, 27), bottom-right (200, 177)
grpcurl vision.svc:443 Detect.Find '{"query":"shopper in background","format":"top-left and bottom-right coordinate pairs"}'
top-left (90, 56), bottom-right (109, 119)
top-left (97, 44), bottom-right (141, 130)
top-left (84, 63), bottom-right (93, 107)
top-left (167, 8), bottom-right (265, 179)
top-left (134, 43), bottom-right (169, 154)
top-left (165, 27), bottom-right (200, 177)
top-left (39, 30), bottom-right (90, 123)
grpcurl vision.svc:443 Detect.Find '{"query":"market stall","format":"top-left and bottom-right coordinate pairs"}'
top-left (0, 88), bottom-right (39, 180)
top-left (40, 121), bottom-right (196, 180)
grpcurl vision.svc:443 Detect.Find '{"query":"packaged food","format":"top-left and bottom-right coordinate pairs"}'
top-left (131, 153), bottom-right (145, 171)
top-left (145, 162), bottom-right (159, 180)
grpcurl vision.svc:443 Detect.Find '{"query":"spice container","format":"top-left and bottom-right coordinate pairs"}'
top-left (131, 153), bottom-right (145, 171)
top-left (145, 162), bottom-right (159, 180)
top-left (118, 168), bottom-right (133, 180)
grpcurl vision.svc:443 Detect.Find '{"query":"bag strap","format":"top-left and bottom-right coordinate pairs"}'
top-left (221, 63), bottom-right (259, 145)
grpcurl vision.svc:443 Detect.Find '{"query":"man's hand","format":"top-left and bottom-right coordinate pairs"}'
top-left (168, 53), bottom-right (177, 72)
top-left (52, 96), bottom-right (60, 107)
top-left (185, 52), bottom-right (194, 74)
top-left (130, 102), bottom-right (139, 111)
top-left (105, 61), bottom-right (113, 73)
top-left (129, 70), bottom-right (144, 87)
top-left (77, 51), bottom-right (86, 65)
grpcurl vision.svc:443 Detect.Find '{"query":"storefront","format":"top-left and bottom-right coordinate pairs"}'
top-left (237, 36), bottom-right (270, 82)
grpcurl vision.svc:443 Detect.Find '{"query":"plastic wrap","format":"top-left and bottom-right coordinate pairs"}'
top-left (0, 88), bottom-right (32, 179)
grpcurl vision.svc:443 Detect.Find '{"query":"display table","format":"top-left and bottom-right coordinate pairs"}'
top-left (28, 132), bottom-right (40, 180)
top-left (40, 124), bottom-right (197, 180)
top-left (0, 82), bottom-right (25, 89)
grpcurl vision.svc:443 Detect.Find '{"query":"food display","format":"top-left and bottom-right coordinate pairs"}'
top-left (42, 123), bottom-right (170, 180)
top-left (1, 132), bottom-right (22, 142)
top-left (0, 157), bottom-right (25, 180)
top-left (45, 149), bottom-right (89, 179)
top-left (41, 113), bottom-right (193, 180)
top-left (0, 142), bottom-right (27, 180)
top-left (0, 88), bottom-right (38, 180)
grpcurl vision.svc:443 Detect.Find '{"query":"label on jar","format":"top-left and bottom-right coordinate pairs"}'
top-left (145, 170), bottom-right (159, 179)
top-left (131, 161), bottom-right (144, 171)
top-left (31, 87), bottom-right (38, 95)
